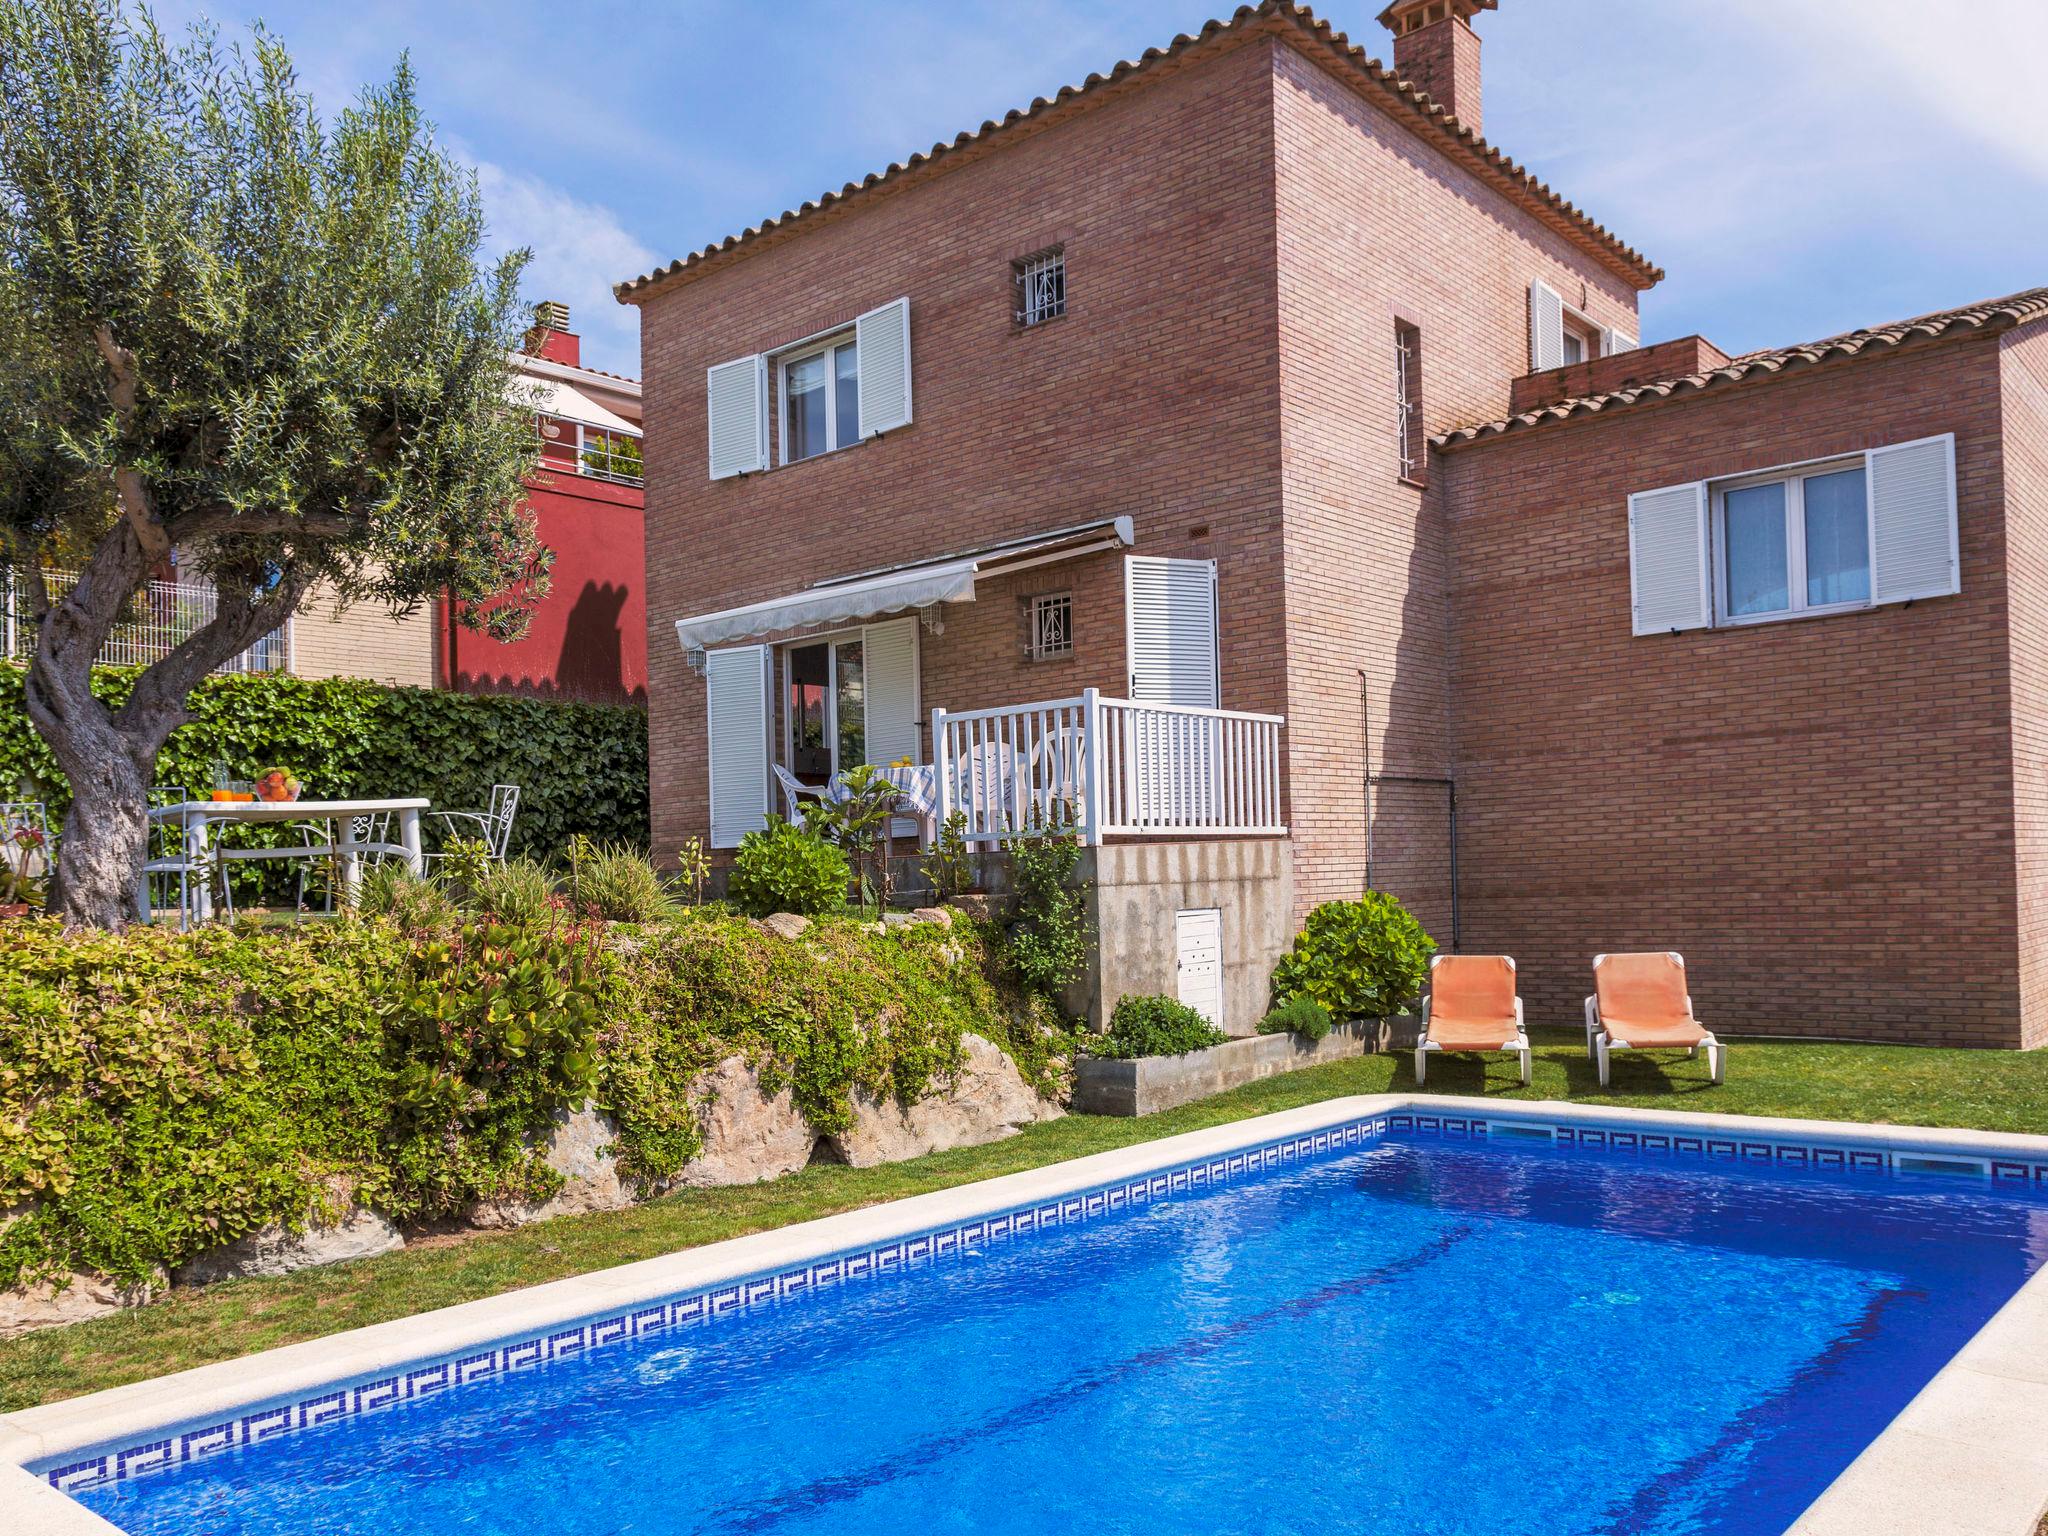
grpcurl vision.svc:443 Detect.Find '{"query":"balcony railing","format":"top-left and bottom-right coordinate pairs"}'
top-left (931, 689), bottom-right (1286, 846)
top-left (536, 416), bottom-right (644, 487)
top-left (3, 570), bottom-right (288, 674)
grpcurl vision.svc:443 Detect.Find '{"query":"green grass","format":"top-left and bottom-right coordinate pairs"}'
top-left (6, 1026), bottom-right (2048, 1413)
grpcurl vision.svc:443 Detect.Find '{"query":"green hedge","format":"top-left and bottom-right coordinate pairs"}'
top-left (0, 911), bottom-right (1065, 1289)
top-left (0, 665), bottom-right (647, 885)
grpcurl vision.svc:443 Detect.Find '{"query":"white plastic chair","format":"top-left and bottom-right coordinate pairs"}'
top-left (140, 788), bottom-right (229, 928)
top-left (772, 763), bottom-right (828, 822)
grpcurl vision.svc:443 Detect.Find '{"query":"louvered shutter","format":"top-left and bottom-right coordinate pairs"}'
top-left (1602, 327), bottom-right (1637, 357)
top-left (1868, 434), bottom-right (1959, 604)
top-left (706, 355), bottom-right (767, 479)
top-left (705, 644), bottom-right (771, 847)
top-left (1529, 281), bottom-right (1566, 372)
top-left (1627, 483), bottom-right (1711, 635)
top-left (861, 617), bottom-right (921, 837)
top-left (855, 297), bottom-right (912, 438)
top-left (1125, 556), bottom-right (1220, 706)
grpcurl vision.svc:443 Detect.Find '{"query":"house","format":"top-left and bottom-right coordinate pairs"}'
top-left (621, 0), bottom-right (2048, 1048)
top-left (5, 304), bottom-right (650, 703)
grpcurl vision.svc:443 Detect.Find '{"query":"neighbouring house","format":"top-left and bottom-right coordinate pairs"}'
top-left (621, 0), bottom-right (2048, 1048)
top-left (3, 303), bottom-right (648, 703)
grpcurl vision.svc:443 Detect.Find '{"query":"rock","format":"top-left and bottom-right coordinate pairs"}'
top-left (758, 912), bottom-right (811, 940)
top-left (827, 1033), bottom-right (1063, 1167)
top-left (174, 1209), bottom-right (402, 1286)
top-left (908, 906), bottom-right (954, 928)
top-left (881, 911), bottom-right (913, 929)
top-left (0, 1270), bottom-right (160, 1339)
top-left (947, 895), bottom-right (999, 922)
top-left (677, 1055), bottom-right (816, 1187)
top-left (470, 1101), bottom-right (633, 1229)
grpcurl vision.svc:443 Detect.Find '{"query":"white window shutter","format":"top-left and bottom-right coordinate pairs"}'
top-left (861, 617), bottom-right (922, 837)
top-left (1529, 280), bottom-right (1565, 372)
top-left (705, 644), bottom-right (771, 847)
top-left (1868, 434), bottom-right (1959, 604)
top-left (1627, 483), bottom-right (1711, 635)
top-left (1125, 556), bottom-right (1220, 707)
top-left (1602, 327), bottom-right (1637, 358)
top-left (706, 355), bottom-right (767, 480)
top-left (855, 297), bottom-right (912, 438)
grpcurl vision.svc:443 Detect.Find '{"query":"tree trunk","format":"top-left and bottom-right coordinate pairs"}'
top-left (20, 538), bottom-right (307, 929)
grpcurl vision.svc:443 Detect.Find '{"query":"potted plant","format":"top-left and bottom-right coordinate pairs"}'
top-left (2, 822), bottom-right (47, 917)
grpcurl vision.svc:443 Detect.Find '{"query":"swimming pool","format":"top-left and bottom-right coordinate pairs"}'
top-left (17, 1102), bottom-right (2048, 1536)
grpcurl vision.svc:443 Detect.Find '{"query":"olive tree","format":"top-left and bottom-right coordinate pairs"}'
top-left (0, 0), bottom-right (547, 927)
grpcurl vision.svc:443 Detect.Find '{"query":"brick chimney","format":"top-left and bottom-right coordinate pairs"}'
top-left (525, 300), bottom-right (581, 367)
top-left (1377, 0), bottom-right (1494, 136)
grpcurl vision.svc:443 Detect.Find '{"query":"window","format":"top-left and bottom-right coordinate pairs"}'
top-left (779, 334), bottom-right (859, 464)
top-left (782, 637), bottom-right (865, 782)
top-left (1014, 248), bottom-right (1065, 327)
top-left (1027, 592), bottom-right (1074, 660)
top-left (1714, 461), bottom-right (1871, 623)
top-left (1395, 321), bottom-right (1424, 482)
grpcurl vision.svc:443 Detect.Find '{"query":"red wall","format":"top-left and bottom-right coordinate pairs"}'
top-left (442, 467), bottom-right (648, 705)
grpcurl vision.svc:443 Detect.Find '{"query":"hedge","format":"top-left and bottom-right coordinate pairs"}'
top-left (0, 911), bottom-right (1066, 1289)
top-left (0, 665), bottom-right (647, 888)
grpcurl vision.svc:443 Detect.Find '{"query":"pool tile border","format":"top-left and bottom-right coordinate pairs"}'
top-left (9, 1094), bottom-right (2048, 1534)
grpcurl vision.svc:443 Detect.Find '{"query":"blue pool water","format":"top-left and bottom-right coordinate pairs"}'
top-left (71, 1131), bottom-right (2048, 1536)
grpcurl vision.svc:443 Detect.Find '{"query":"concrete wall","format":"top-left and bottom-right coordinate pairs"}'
top-left (1072, 838), bottom-right (1293, 1037)
top-left (1071, 1018), bottom-right (1374, 1116)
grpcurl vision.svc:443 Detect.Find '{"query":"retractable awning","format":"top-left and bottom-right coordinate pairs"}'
top-left (523, 377), bottom-right (640, 437)
top-left (674, 515), bottom-right (1133, 652)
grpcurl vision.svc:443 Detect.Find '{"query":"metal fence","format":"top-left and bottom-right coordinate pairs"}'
top-left (3, 570), bottom-right (289, 673)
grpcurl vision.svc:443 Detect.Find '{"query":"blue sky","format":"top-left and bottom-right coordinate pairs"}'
top-left (152, 0), bottom-right (2048, 379)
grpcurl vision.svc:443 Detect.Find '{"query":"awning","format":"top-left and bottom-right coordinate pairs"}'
top-left (521, 376), bottom-right (640, 437)
top-left (674, 515), bottom-right (1133, 652)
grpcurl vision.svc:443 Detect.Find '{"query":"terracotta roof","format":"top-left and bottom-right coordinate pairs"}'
top-left (615, 0), bottom-right (1661, 305)
top-left (1436, 287), bottom-right (2048, 448)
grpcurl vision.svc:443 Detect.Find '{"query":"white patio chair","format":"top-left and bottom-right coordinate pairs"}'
top-left (952, 740), bottom-right (1021, 838)
top-left (772, 763), bottom-right (829, 822)
top-left (295, 810), bottom-right (395, 913)
top-left (1026, 726), bottom-right (1087, 830)
top-left (140, 788), bottom-right (229, 928)
top-left (426, 783), bottom-right (520, 865)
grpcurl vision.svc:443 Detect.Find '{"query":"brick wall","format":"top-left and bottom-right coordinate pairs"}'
top-left (1390, 16), bottom-right (1483, 134)
top-left (1999, 318), bottom-right (2048, 1048)
top-left (1438, 334), bottom-right (2021, 1046)
top-left (634, 37), bottom-right (1287, 862)
top-left (290, 578), bottom-right (438, 688)
top-left (1269, 41), bottom-right (1640, 933)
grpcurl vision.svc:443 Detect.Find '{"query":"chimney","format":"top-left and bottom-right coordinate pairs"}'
top-left (525, 300), bottom-right (581, 367)
top-left (1377, 0), bottom-right (1494, 137)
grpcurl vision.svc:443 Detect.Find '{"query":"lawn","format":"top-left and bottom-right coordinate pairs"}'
top-left (5, 1026), bottom-right (2048, 1413)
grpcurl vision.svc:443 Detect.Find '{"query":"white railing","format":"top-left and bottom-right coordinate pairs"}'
top-left (931, 688), bottom-right (1285, 845)
top-left (3, 570), bottom-right (288, 674)
top-left (536, 416), bottom-right (644, 487)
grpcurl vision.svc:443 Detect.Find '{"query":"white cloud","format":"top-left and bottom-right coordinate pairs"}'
top-left (474, 161), bottom-right (652, 377)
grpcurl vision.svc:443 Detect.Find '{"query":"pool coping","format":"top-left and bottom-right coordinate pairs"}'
top-left (6, 1094), bottom-right (2048, 1536)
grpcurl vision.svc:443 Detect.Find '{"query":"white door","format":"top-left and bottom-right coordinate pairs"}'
top-left (1126, 556), bottom-right (1221, 825)
top-left (706, 644), bottom-right (772, 848)
top-left (1175, 907), bottom-right (1223, 1029)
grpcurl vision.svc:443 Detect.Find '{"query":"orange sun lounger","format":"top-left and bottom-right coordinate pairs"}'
top-left (1416, 954), bottom-right (1531, 1087)
top-left (1584, 951), bottom-right (1725, 1088)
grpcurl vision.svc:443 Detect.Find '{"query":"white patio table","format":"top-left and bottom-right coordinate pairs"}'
top-left (823, 764), bottom-right (940, 846)
top-left (143, 797), bottom-right (428, 922)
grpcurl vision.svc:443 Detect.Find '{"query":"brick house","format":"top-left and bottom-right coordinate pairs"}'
top-left (621, 0), bottom-right (2048, 1047)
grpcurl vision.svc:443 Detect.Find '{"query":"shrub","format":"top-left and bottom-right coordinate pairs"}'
top-left (920, 810), bottom-right (975, 901)
top-left (1270, 893), bottom-right (1434, 1020)
top-left (1259, 994), bottom-right (1333, 1042)
top-left (356, 861), bottom-right (460, 931)
top-left (1092, 994), bottom-right (1226, 1059)
top-left (0, 910), bottom-right (1060, 1291)
top-left (1005, 816), bottom-right (1088, 999)
top-left (564, 838), bottom-right (675, 923)
top-left (471, 857), bottom-right (557, 925)
top-left (728, 816), bottom-right (849, 917)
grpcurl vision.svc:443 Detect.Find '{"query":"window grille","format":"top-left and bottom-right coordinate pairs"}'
top-left (1027, 592), bottom-right (1074, 660)
top-left (1395, 321), bottom-right (1425, 482)
top-left (1014, 248), bottom-right (1066, 327)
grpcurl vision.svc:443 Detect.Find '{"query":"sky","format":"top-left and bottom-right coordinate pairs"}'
top-left (147, 0), bottom-right (2048, 380)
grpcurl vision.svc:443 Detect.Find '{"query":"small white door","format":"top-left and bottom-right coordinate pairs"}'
top-left (1175, 907), bottom-right (1223, 1029)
